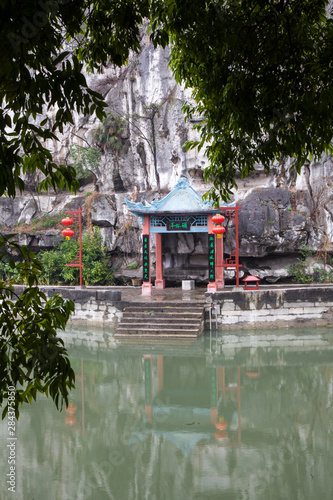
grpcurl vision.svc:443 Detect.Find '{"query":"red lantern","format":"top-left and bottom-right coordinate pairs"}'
top-left (212, 214), bottom-right (225, 225)
top-left (61, 217), bottom-right (74, 226)
top-left (212, 226), bottom-right (226, 235)
top-left (65, 402), bottom-right (77, 425)
top-left (62, 228), bottom-right (74, 240)
top-left (66, 403), bottom-right (77, 416)
top-left (65, 415), bottom-right (77, 425)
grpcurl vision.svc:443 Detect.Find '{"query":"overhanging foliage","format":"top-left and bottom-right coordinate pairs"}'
top-left (0, 237), bottom-right (75, 418)
top-left (150, 0), bottom-right (333, 202)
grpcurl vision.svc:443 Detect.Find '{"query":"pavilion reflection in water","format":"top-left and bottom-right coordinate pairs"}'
top-left (141, 355), bottom-right (246, 451)
top-left (57, 341), bottom-right (333, 500)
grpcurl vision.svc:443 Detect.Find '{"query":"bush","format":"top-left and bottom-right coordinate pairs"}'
top-left (286, 245), bottom-right (333, 284)
top-left (286, 261), bottom-right (313, 284)
top-left (69, 144), bottom-right (101, 179)
top-left (0, 260), bottom-right (21, 282)
top-left (93, 111), bottom-right (128, 152)
top-left (38, 231), bottom-right (114, 285)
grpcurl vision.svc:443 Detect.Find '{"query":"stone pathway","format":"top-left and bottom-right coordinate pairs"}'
top-left (120, 286), bottom-right (207, 304)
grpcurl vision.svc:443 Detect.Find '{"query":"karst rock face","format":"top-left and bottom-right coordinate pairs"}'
top-left (1, 35), bottom-right (333, 283)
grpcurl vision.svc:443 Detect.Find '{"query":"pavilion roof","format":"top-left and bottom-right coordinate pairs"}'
top-left (125, 177), bottom-right (235, 215)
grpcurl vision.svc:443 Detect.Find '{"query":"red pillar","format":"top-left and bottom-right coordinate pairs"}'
top-left (207, 214), bottom-right (218, 292)
top-left (142, 215), bottom-right (153, 296)
top-left (78, 207), bottom-right (83, 287)
top-left (155, 233), bottom-right (165, 289)
top-left (216, 233), bottom-right (224, 289)
top-left (235, 204), bottom-right (240, 287)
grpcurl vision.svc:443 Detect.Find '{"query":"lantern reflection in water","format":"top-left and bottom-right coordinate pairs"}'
top-left (65, 402), bottom-right (77, 425)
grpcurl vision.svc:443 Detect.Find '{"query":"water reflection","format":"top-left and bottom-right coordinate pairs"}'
top-left (2, 334), bottom-right (333, 500)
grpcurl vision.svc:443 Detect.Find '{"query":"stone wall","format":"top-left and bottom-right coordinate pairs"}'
top-left (12, 286), bottom-right (124, 328)
top-left (59, 289), bottom-right (124, 327)
top-left (11, 284), bottom-right (333, 331)
top-left (206, 285), bottom-right (333, 330)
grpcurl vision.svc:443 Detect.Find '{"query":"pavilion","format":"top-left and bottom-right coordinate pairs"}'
top-left (125, 177), bottom-right (241, 295)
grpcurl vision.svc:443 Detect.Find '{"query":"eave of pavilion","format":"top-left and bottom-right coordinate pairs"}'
top-left (125, 177), bottom-right (235, 219)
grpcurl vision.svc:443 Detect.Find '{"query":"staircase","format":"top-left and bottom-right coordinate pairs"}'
top-left (115, 302), bottom-right (205, 339)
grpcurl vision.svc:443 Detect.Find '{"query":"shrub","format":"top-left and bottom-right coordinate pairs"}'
top-left (69, 144), bottom-right (101, 179)
top-left (93, 111), bottom-right (128, 152)
top-left (286, 261), bottom-right (313, 284)
top-left (286, 245), bottom-right (333, 284)
top-left (0, 260), bottom-right (21, 282)
top-left (38, 230), bottom-right (114, 285)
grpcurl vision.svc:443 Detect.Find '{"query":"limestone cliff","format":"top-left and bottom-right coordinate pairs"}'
top-left (1, 35), bottom-right (333, 284)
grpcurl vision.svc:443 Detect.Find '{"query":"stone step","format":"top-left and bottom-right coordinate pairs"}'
top-left (121, 313), bottom-right (203, 323)
top-left (115, 333), bottom-right (199, 339)
top-left (125, 305), bottom-right (204, 309)
top-left (115, 333), bottom-right (198, 345)
top-left (116, 302), bottom-right (205, 338)
top-left (124, 308), bottom-right (204, 315)
top-left (121, 318), bottom-right (201, 326)
top-left (115, 327), bottom-right (201, 336)
top-left (118, 321), bottom-right (201, 329)
top-left (122, 311), bottom-right (203, 319)
top-left (124, 302), bottom-right (205, 310)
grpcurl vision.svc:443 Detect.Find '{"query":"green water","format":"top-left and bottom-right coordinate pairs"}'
top-left (2, 332), bottom-right (333, 500)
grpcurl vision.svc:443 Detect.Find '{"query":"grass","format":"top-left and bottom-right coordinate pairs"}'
top-left (126, 262), bottom-right (139, 270)
top-left (11, 213), bottom-right (65, 232)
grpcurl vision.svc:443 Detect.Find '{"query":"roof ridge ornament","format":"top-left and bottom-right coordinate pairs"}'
top-left (175, 177), bottom-right (189, 189)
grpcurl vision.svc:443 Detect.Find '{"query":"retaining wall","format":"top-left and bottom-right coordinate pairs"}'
top-left (206, 285), bottom-right (333, 330)
top-left (12, 286), bottom-right (124, 327)
top-left (11, 284), bottom-right (333, 330)
top-left (60, 289), bottom-right (124, 326)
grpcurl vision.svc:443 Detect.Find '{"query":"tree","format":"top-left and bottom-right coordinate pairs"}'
top-left (0, 0), bottom-right (150, 417)
top-left (0, 237), bottom-right (75, 419)
top-left (0, 0), bottom-right (150, 197)
top-left (149, 0), bottom-right (333, 203)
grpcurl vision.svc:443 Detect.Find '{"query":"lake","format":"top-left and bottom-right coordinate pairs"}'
top-left (1, 327), bottom-right (333, 500)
